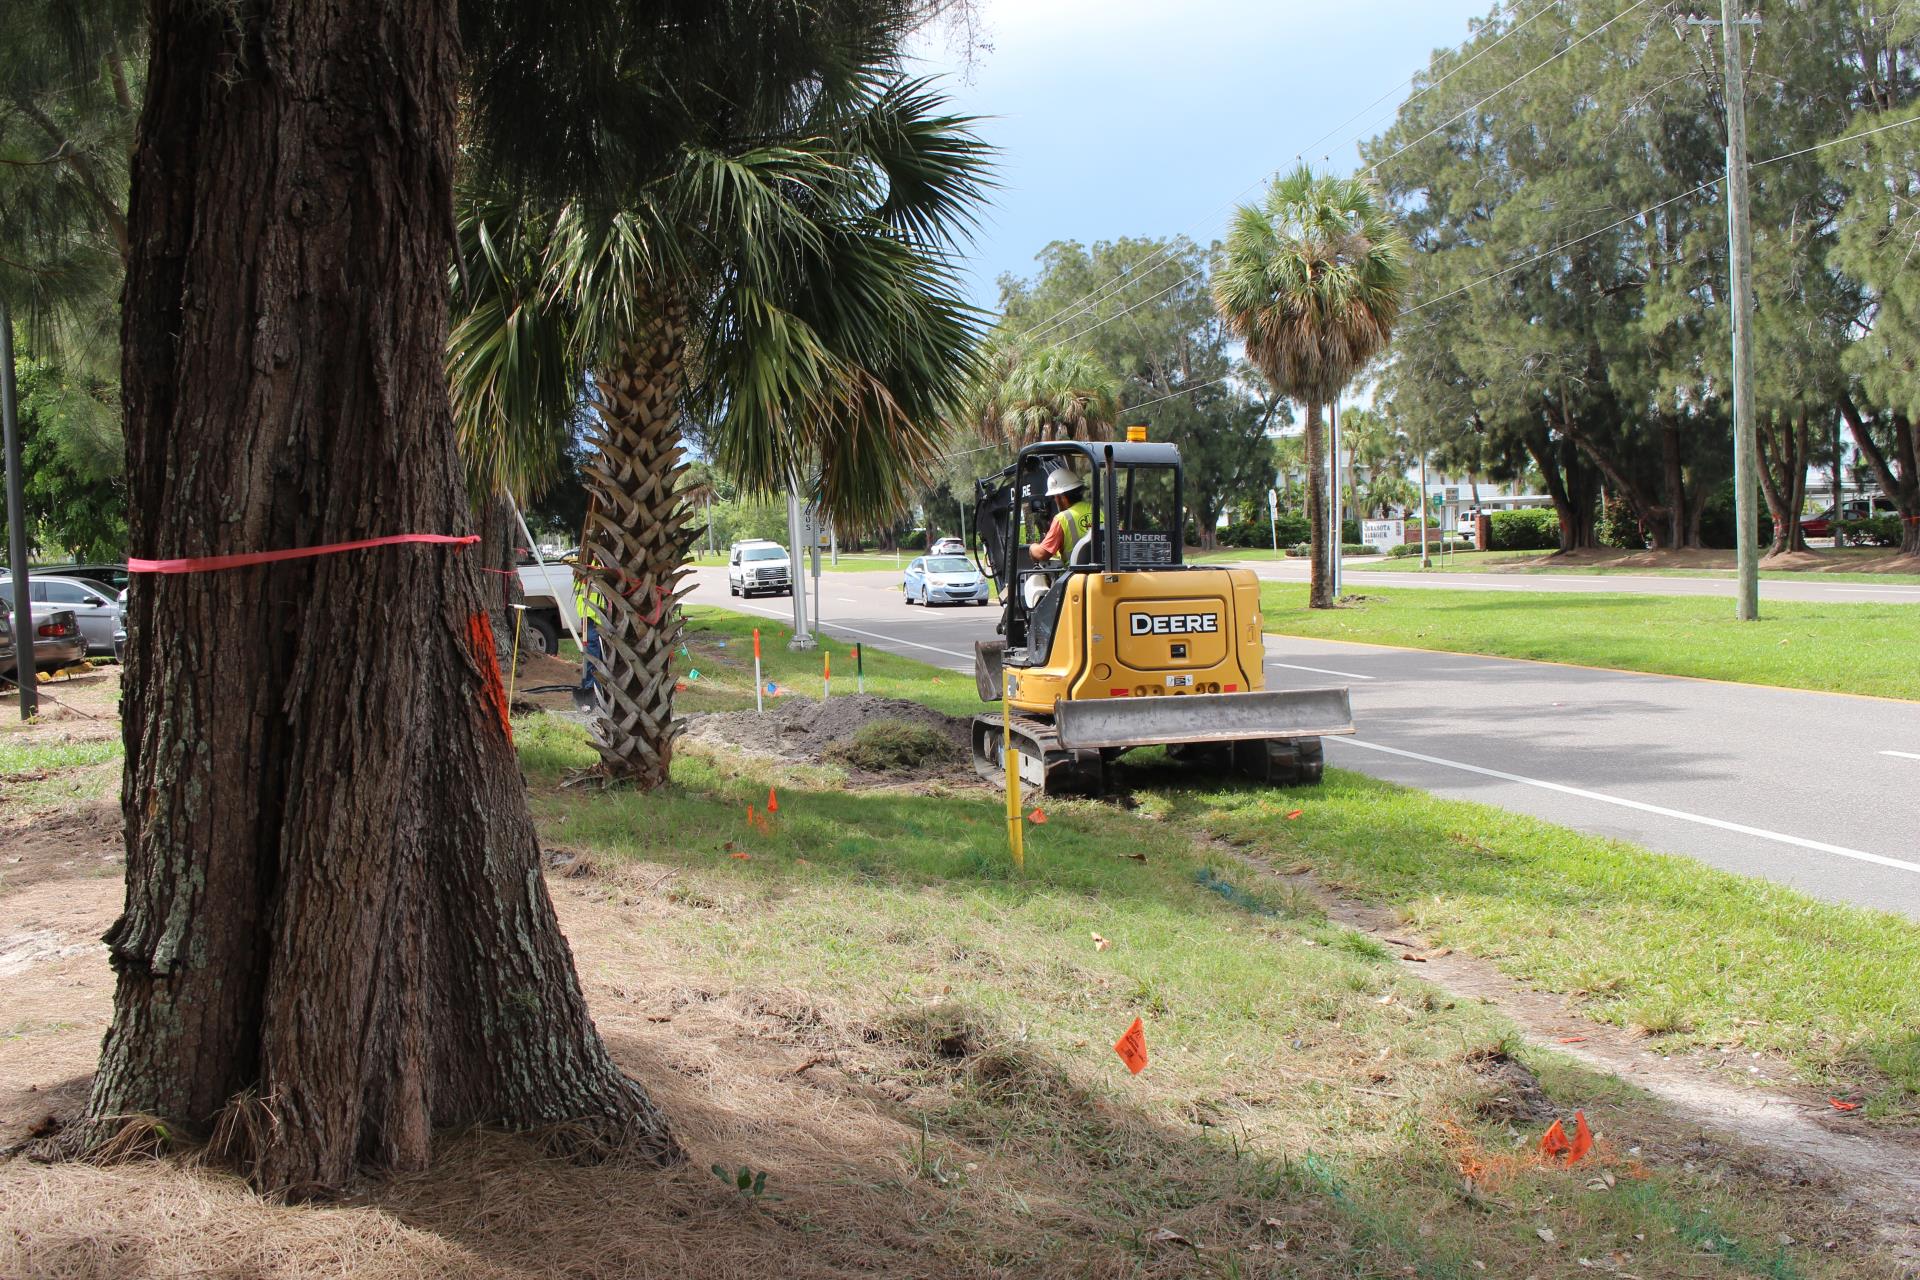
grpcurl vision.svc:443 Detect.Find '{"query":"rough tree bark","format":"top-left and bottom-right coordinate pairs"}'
top-left (1303, 397), bottom-right (1332, 608)
top-left (74, 0), bottom-right (681, 1196)
top-left (1755, 408), bottom-right (1810, 556)
top-left (578, 304), bottom-right (698, 788)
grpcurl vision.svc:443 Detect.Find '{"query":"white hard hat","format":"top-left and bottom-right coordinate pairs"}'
top-left (1045, 468), bottom-right (1086, 497)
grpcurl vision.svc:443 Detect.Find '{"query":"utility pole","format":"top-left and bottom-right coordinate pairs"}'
top-left (1691, 5), bottom-right (1762, 619)
top-left (1, 299), bottom-right (38, 720)
top-left (785, 488), bottom-right (814, 650)
top-left (1328, 394), bottom-right (1343, 599)
top-left (1419, 452), bottom-right (1432, 568)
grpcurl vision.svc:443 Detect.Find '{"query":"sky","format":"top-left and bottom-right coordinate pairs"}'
top-left (906, 0), bottom-right (1503, 314)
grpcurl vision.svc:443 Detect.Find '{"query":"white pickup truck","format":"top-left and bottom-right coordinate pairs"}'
top-left (516, 559), bottom-right (580, 656)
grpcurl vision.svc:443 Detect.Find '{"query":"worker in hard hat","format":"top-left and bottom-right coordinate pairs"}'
top-left (1027, 468), bottom-right (1093, 564)
top-left (573, 569), bottom-right (605, 700)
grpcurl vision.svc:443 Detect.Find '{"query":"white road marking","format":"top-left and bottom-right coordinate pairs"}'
top-left (706, 596), bottom-right (974, 664)
top-left (1267, 661), bottom-right (1375, 681)
top-left (838, 596), bottom-right (859, 604)
top-left (1882, 750), bottom-right (1920, 761)
top-left (1334, 737), bottom-right (1920, 877)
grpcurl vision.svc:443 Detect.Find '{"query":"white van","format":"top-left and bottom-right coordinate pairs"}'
top-left (728, 540), bottom-right (791, 597)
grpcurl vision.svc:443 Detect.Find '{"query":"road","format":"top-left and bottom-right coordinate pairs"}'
top-left (688, 565), bottom-right (1920, 920)
top-left (1232, 557), bottom-right (1920, 605)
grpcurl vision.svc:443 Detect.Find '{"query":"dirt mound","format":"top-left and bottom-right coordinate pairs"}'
top-left (683, 694), bottom-right (974, 782)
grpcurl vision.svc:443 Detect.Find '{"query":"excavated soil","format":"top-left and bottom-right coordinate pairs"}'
top-left (682, 694), bottom-right (977, 785)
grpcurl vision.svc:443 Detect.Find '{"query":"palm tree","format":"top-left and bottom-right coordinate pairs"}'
top-left (1213, 166), bottom-right (1407, 607)
top-left (451, 73), bottom-right (988, 788)
top-left (961, 338), bottom-right (1121, 448)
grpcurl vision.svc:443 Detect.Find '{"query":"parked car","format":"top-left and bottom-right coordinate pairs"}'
top-left (728, 540), bottom-right (791, 597)
top-left (902, 554), bottom-right (991, 606)
top-left (1801, 496), bottom-right (1897, 541)
top-left (31, 561), bottom-right (129, 593)
top-left (0, 605), bottom-right (85, 678)
top-left (929, 536), bottom-right (967, 556)
top-left (113, 587), bottom-right (128, 663)
top-left (0, 574), bottom-right (120, 656)
top-left (514, 554), bottom-right (578, 656)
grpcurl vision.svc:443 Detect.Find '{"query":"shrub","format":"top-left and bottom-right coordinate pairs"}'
top-left (1286, 542), bottom-right (1378, 557)
top-left (1596, 493), bottom-right (1645, 549)
top-left (1388, 539), bottom-right (1472, 558)
top-left (1697, 479), bottom-right (1773, 549)
top-left (1215, 512), bottom-right (1309, 549)
top-left (1486, 508), bottom-right (1560, 551)
top-left (1837, 516), bottom-right (1902, 547)
top-left (829, 720), bottom-right (956, 773)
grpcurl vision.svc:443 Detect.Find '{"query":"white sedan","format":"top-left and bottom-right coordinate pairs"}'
top-left (901, 554), bottom-right (992, 606)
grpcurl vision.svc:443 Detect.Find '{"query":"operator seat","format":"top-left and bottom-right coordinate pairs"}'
top-left (1025, 532), bottom-right (1097, 665)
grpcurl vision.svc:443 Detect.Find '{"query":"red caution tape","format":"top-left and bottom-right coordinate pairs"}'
top-left (128, 532), bottom-right (479, 574)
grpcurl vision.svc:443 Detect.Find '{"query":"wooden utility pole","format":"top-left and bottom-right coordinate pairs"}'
top-left (1, 299), bottom-right (37, 720)
top-left (1693, 5), bottom-right (1762, 618)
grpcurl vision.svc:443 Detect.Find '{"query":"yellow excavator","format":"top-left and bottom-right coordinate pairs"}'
top-left (970, 431), bottom-right (1354, 796)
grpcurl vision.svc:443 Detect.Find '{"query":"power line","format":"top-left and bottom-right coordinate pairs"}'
top-left (1014, 0), bottom-right (1560, 348)
top-left (1116, 113), bottom-right (1920, 420)
top-left (1362, 0), bottom-right (1654, 178)
top-left (1025, 0), bottom-right (1662, 363)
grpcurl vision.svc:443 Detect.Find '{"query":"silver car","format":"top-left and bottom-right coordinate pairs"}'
top-left (0, 605), bottom-right (85, 677)
top-left (1, 574), bottom-right (121, 656)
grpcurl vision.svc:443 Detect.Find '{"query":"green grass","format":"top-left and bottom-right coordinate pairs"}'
top-left (1259, 582), bottom-right (1920, 700)
top-left (673, 607), bottom-right (1920, 1105)
top-left (1142, 768), bottom-right (1920, 1111)
top-left (0, 736), bottom-right (121, 773)
top-left (512, 706), bottom-right (1881, 1276)
top-left (1345, 548), bottom-right (1920, 583)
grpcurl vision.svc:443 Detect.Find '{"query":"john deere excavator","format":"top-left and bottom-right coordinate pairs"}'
top-left (970, 431), bottom-right (1354, 796)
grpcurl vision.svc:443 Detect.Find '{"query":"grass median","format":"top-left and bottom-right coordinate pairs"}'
top-left (496, 619), bottom-right (1911, 1274)
top-left (680, 607), bottom-right (1920, 1107)
top-left (1257, 581), bottom-right (1920, 699)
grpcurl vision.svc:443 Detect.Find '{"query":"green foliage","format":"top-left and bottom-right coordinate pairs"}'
top-left (1485, 509), bottom-right (1559, 552)
top-left (710, 1163), bottom-right (779, 1201)
top-left (1838, 516), bottom-right (1903, 548)
top-left (0, 355), bottom-right (126, 561)
top-left (1370, 2), bottom-right (1919, 550)
top-left (995, 236), bottom-right (1281, 543)
top-left (1387, 540), bottom-right (1470, 558)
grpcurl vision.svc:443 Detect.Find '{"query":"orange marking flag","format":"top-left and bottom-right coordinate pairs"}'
top-left (1114, 1018), bottom-right (1148, 1074)
top-left (767, 787), bottom-right (779, 813)
top-left (1028, 808), bottom-right (1048, 824)
top-left (1539, 1119), bottom-right (1572, 1159)
top-left (1565, 1110), bottom-right (1593, 1164)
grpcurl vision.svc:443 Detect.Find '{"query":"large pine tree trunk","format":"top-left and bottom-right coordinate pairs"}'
top-left (579, 307), bottom-right (698, 788)
top-left (1304, 398), bottom-right (1332, 608)
top-left (77, 0), bottom-right (680, 1196)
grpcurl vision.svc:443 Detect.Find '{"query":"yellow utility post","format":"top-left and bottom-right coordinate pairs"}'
top-left (1003, 682), bottom-right (1023, 870)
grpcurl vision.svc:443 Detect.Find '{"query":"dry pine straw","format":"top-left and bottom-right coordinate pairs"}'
top-left (2, 863), bottom-right (1334, 1280)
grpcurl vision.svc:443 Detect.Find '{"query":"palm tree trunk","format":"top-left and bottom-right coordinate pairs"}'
top-left (1304, 398), bottom-right (1332, 609)
top-left (581, 302), bottom-right (696, 789)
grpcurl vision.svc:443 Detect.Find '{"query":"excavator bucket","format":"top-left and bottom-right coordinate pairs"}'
top-left (1053, 687), bottom-right (1354, 752)
top-left (974, 640), bottom-right (1006, 702)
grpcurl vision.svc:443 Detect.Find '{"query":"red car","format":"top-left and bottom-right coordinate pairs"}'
top-left (1801, 496), bottom-right (1896, 541)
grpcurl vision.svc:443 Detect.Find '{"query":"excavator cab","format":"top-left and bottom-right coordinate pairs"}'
top-left (970, 436), bottom-right (1354, 796)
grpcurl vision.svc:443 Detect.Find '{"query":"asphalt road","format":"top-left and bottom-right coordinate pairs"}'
top-left (1237, 557), bottom-right (1920, 604)
top-left (688, 565), bottom-right (1920, 920)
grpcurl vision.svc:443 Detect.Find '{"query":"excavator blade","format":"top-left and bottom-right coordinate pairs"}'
top-left (1053, 687), bottom-right (1354, 751)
